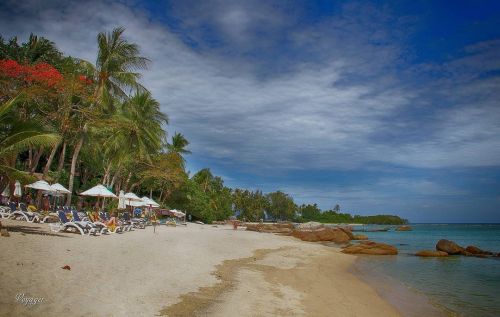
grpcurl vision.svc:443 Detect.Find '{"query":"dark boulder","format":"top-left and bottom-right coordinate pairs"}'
top-left (465, 245), bottom-right (494, 255)
top-left (342, 241), bottom-right (398, 255)
top-left (292, 227), bottom-right (351, 243)
top-left (353, 234), bottom-right (368, 240)
top-left (436, 239), bottom-right (464, 255)
top-left (415, 250), bottom-right (448, 257)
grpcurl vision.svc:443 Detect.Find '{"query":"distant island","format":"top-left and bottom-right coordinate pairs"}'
top-left (295, 204), bottom-right (408, 225)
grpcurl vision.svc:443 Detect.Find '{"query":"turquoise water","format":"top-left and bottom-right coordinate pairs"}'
top-left (353, 224), bottom-right (500, 317)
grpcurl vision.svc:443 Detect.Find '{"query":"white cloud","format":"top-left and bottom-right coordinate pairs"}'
top-left (1, 0), bottom-right (499, 175)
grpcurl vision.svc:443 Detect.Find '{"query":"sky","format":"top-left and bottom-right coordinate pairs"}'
top-left (1, 0), bottom-right (499, 222)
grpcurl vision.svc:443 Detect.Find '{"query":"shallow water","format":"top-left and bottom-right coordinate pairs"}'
top-left (352, 224), bottom-right (500, 317)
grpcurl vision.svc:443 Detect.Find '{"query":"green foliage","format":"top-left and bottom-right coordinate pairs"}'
top-left (265, 191), bottom-right (296, 221)
top-left (299, 208), bottom-right (408, 225)
top-left (233, 189), bottom-right (267, 221)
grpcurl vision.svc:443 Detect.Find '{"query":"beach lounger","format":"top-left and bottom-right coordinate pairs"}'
top-left (9, 203), bottom-right (42, 223)
top-left (108, 212), bottom-right (132, 231)
top-left (71, 210), bottom-right (109, 235)
top-left (56, 210), bottom-right (98, 236)
top-left (0, 201), bottom-right (16, 219)
top-left (98, 211), bottom-right (125, 233)
top-left (123, 212), bottom-right (145, 229)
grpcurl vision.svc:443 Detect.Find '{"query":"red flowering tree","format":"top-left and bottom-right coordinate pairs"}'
top-left (0, 59), bottom-right (63, 87)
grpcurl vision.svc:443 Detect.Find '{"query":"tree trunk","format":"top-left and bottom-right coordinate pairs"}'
top-left (109, 166), bottom-right (120, 188)
top-left (123, 172), bottom-right (132, 192)
top-left (29, 146), bottom-right (45, 174)
top-left (28, 146), bottom-right (33, 170)
top-left (129, 181), bottom-right (140, 192)
top-left (102, 162), bottom-right (111, 185)
top-left (43, 141), bottom-right (61, 178)
top-left (57, 141), bottom-right (67, 173)
top-left (66, 137), bottom-right (84, 205)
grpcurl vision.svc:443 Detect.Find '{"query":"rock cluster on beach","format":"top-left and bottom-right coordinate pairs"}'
top-left (415, 239), bottom-right (497, 258)
top-left (246, 222), bottom-right (400, 255)
top-left (341, 241), bottom-right (398, 255)
top-left (291, 227), bottom-right (352, 243)
top-left (245, 223), bottom-right (294, 234)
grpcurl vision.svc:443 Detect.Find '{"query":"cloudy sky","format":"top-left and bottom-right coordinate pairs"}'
top-left (2, 0), bottom-right (500, 222)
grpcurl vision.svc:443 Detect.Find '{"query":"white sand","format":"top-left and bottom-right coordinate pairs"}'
top-left (0, 219), bottom-right (400, 316)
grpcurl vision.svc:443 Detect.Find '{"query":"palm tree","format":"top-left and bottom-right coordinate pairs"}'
top-left (167, 132), bottom-right (191, 155)
top-left (100, 91), bottom-right (168, 192)
top-left (0, 94), bottom-right (60, 187)
top-left (66, 27), bottom-right (149, 204)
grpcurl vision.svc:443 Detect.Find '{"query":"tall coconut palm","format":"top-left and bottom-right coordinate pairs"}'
top-left (66, 27), bottom-right (149, 204)
top-left (100, 91), bottom-right (168, 191)
top-left (167, 132), bottom-right (191, 156)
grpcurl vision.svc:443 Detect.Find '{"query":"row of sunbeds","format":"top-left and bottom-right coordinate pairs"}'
top-left (0, 202), bottom-right (148, 236)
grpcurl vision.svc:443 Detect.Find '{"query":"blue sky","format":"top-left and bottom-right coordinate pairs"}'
top-left (1, 0), bottom-right (500, 222)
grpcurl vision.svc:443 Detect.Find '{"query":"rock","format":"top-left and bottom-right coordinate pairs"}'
top-left (292, 227), bottom-right (351, 243)
top-left (61, 265), bottom-right (71, 270)
top-left (465, 245), bottom-right (494, 255)
top-left (436, 239), bottom-right (464, 255)
top-left (395, 225), bottom-right (412, 231)
top-left (338, 227), bottom-right (355, 239)
top-left (415, 250), bottom-right (448, 257)
top-left (0, 228), bottom-right (9, 237)
top-left (296, 222), bottom-right (324, 230)
top-left (353, 234), bottom-right (368, 240)
top-left (342, 241), bottom-right (398, 255)
top-left (246, 223), bottom-right (294, 234)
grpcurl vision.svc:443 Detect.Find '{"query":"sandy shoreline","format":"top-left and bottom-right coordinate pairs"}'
top-left (1, 219), bottom-right (402, 316)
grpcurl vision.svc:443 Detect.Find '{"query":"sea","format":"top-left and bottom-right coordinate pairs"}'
top-left (350, 224), bottom-right (500, 317)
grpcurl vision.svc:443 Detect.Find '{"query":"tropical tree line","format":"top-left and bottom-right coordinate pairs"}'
top-left (0, 29), bottom-right (407, 225)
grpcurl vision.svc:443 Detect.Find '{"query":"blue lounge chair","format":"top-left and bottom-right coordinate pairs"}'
top-left (71, 210), bottom-right (109, 235)
top-left (56, 210), bottom-right (97, 236)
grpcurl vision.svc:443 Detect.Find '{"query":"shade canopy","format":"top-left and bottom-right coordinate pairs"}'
top-left (50, 183), bottom-right (71, 194)
top-left (80, 184), bottom-right (117, 198)
top-left (170, 209), bottom-right (186, 217)
top-left (123, 192), bottom-right (141, 201)
top-left (14, 180), bottom-right (22, 197)
top-left (118, 190), bottom-right (126, 209)
top-left (141, 196), bottom-right (160, 208)
top-left (124, 192), bottom-right (142, 206)
top-left (26, 180), bottom-right (52, 191)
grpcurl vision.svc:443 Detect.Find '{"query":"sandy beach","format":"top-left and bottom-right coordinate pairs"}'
top-left (0, 219), bottom-right (401, 317)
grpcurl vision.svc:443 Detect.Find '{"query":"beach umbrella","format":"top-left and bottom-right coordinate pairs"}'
top-left (13, 180), bottom-right (22, 197)
top-left (118, 190), bottom-right (126, 209)
top-left (25, 180), bottom-right (52, 191)
top-left (50, 183), bottom-right (71, 194)
top-left (80, 184), bottom-right (117, 198)
top-left (141, 196), bottom-right (160, 208)
top-left (48, 183), bottom-right (70, 209)
top-left (1, 186), bottom-right (10, 197)
top-left (80, 184), bottom-right (117, 210)
top-left (124, 192), bottom-right (142, 206)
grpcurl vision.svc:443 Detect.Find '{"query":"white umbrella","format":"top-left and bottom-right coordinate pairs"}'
top-left (50, 183), bottom-right (71, 194)
top-left (118, 190), bottom-right (126, 209)
top-left (1, 186), bottom-right (10, 197)
top-left (25, 180), bottom-right (52, 191)
top-left (141, 196), bottom-right (160, 208)
top-left (13, 180), bottom-right (22, 197)
top-left (124, 192), bottom-right (141, 206)
top-left (80, 184), bottom-right (117, 198)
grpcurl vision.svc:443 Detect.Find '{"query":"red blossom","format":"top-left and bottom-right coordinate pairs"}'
top-left (78, 74), bottom-right (93, 85)
top-left (0, 59), bottom-right (63, 87)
